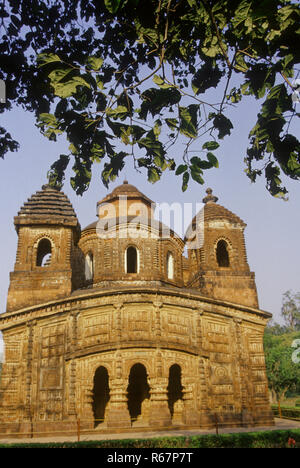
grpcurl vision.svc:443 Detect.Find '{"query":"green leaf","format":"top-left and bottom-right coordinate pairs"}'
top-left (91, 143), bottom-right (105, 162)
top-left (207, 152), bottom-right (219, 168)
top-left (117, 92), bottom-right (133, 114)
top-left (87, 56), bottom-right (104, 71)
top-left (182, 171), bottom-right (190, 192)
top-left (191, 166), bottom-right (205, 184)
top-left (265, 84), bottom-right (293, 114)
top-left (213, 113), bottom-right (233, 139)
top-left (175, 164), bottom-right (187, 175)
top-left (202, 141), bottom-right (220, 150)
top-left (191, 156), bottom-right (212, 170)
top-left (148, 167), bottom-right (161, 183)
top-left (187, 0), bottom-right (197, 6)
top-left (153, 119), bottom-right (162, 139)
top-left (192, 63), bottom-right (223, 95)
top-left (37, 53), bottom-right (62, 67)
top-left (37, 113), bottom-right (62, 140)
top-left (52, 77), bottom-right (90, 98)
top-left (107, 119), bottom-right (146, 143)
top-left (244, 64), bottom-right (276, 99)
top-left (47, 154), bottom-right (70, 188)
top-left (106, 105), bottom-right (130, 121)
top-left (96, 76), bottom-right (105, 90)
top-left (138, 131), bottom-right (166, 160)
top-left (153, 75), bottom-right (173, 89)
top-left (179, 105), bottom-right (199, 138)
top-left (165, 118), bottom-right (178, 130)
top-left (48, 67), bottom-right (73, 84)
top-left (69, 143), bottom-right (79, 155)
top-left (71, 156), bottom-right (92, 195)
top-left (101, 151), bottom-right (128, 188)
top-left (104, 0), bottom-right (121, 14)
top-left (38, 113), bottom-right (59, 126)
top-left (139, 87), bottom-right (181, 120)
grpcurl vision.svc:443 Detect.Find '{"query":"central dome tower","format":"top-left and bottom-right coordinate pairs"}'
top-left (78, 180), bottom-right (184, 288)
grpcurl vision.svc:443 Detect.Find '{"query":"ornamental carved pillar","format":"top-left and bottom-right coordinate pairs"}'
top-left (68, 310), bottom-right (80, 418)
top-left (181, 376), bottom-right (199, 426)
top-left (105, 379), bottom-right (131, 428)
top-left (153, 299), bottom-right (163, 341)
top-left (234, 318), bottom-right (254, 426)
top-left (24, 320), bottom-right (36, 422)
top-left (105, 348), bottom-right (131, 429)
top-left (113, 301), bottom-right (122, 343)
top-left (198, 356), bottom-right (211, 427)
top-left (148, 377), bottom-right (172, 427)
top-left (148, 349), bottom-right (171, 427)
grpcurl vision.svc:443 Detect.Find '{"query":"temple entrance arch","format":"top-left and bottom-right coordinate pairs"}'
top-left (167, 364), bottom-right (183, 418)
top-left (92, 366), bottom-right (110, 427)
top-left (127, 363), bottom-right (150, 421)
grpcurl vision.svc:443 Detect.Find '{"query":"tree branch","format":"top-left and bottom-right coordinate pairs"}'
top-left (200, 0), bottom-right (231, 69)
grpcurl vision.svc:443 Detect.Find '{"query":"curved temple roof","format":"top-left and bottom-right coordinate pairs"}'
top-left (14, 184), bottom-right (80, 232)
top-left (97, 180), bottom-right (154, 207)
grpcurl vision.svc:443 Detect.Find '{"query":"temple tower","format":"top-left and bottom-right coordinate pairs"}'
top-left (185, 188), bottom-right (259, 308)
top-left (6, 184), bottom-right (80, 312)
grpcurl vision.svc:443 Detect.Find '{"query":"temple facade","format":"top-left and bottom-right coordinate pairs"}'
top-left (0, 181), bottom-right (274, 435)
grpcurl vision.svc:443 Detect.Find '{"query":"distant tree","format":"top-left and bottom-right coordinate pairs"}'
top-left (264, 330), bottom-right (300, 413)
top-left (0, 0), bottom-right (299, 195)
top-left (265, 319), bottom-right (288, 336)
top-left (281, 290), bottom-right (300, 331)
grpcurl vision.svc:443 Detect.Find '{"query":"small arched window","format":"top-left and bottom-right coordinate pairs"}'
top-left (85, 252), bottom-right (94, 281)
top-left (126, 246), bottom-right (138, 273)
top-left (167, 252), bottom-right (174, 280)
top-left (216, 240), bottom-right (230, 267)
top-left (36, 238), bottom-right (52, 267)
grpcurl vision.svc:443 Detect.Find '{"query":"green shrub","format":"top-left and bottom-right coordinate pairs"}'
top-left (0, 429), bottom-right (299, 449)
top-left (271, 405), bottom-right (300, 419)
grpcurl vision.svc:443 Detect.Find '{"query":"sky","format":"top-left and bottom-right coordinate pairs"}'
top-left (0, 89), bottom-right (299, 354)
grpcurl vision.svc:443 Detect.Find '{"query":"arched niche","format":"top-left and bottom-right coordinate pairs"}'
top-left (166, 252), bottom-right (174, 280)
top-left (216, 239), bottom-right (230, 267)
top-left (85, 252), bottom-right (94, 281)
top-left (36, 238), bottom-right (52, 267)
top-left (125, 246), bottom-right (139, 274)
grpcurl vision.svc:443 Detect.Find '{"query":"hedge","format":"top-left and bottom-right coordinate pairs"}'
top-left (271, 405), bottom-right (300, 419)
top-left (0, 429), bottom-right (299, 448)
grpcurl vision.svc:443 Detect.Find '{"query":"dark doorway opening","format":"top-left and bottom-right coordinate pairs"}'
top-left (127, 363), bottom-right (150, 420)
top-left (167, 364), bottom-right (183, 418)
top-left (92, 366), bottom-right (110, 427)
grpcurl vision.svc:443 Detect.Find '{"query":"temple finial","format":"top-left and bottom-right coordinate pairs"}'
top-left (202, 188), bottom-right (218, 204)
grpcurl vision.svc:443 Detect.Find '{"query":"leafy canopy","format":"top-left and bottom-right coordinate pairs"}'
top-left (264, 330), bottom-right (300, 400)
top-left (0, 0), bottom-right (299, 195)
top-left (281, 290), bottom-right (300, 330)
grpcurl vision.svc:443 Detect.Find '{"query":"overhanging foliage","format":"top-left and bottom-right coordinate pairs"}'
top-left (0, 0), bottom-right (299, 196)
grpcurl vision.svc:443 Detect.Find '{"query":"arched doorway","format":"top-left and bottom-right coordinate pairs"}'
top-left (92, 366), bottom-right (110, 427)
top-left (167, 364), bottom-right (183, 418)
top-left (127, 363), bottom-right (150, 421)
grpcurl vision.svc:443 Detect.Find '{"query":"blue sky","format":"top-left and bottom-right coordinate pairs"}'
top-left (0, 91), bottom-right (299, 352)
